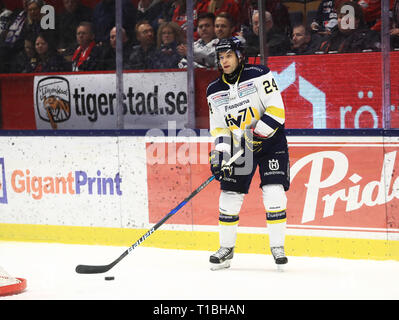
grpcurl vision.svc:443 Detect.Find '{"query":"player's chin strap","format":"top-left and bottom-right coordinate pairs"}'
top-left (222, 63), bottom-right (244, 85)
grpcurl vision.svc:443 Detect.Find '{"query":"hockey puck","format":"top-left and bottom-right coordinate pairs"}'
top-left (104, 276), bottom-right (115, 281)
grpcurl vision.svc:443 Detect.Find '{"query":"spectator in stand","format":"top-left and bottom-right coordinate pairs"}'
top-left (358, 0), bottom-right (394, 32)
top-left (9, 38), bottom-right (34, 72)
top-left (198, 0), bottom-right (242, 31)
top-left (71, 22), bottom-right (102, 71)
top-left (319, 1), bottom-right (380, 53)
top-left (178, 12), bottom-right (218, 68)
top-left (127, 20), bottom-right (157, 69)
top-left (0, 0), bottom-right (27, 45)
top-left (150, 21), bottom-right (184, 69)
top-left (136, 0), bottom-right (165, 32)
top-left (24, 33), bottom-right (70, 73)
top-left (0, 0), bottom-right (38, 72)
top-left (311, 0), bottom-right (338, 35)
top-left (56, 0), bottom-right (93, 59)
top-left (214, 12), bottom-right (245, 43)
top-left (248, 0), bottom-right (291, 35)
top-left (289, 23), bottom-right (324, 55)
top-left (243, 10), bottom-right (290, 56)
top-left (171, 0), bottom-right (202, 41)
top-left (97, 26), bottom-right (131, 70)
top-left (0, 0), bottom-right (13, 39)
top-left (391, 0), bottom-right (399, 49)
top-left (23, 0), bottom-right (56, 45)
top-left (160, 0), bottom-right (178, 22)
top-left (92, 0), bottom-right (137, 45)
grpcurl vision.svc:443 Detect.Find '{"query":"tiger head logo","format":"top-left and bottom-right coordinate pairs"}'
top-left (43, 96), bottom-right (70, 129)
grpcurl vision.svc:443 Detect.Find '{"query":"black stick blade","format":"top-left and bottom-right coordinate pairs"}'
top-left (75, 264), bottom-right (112, 274)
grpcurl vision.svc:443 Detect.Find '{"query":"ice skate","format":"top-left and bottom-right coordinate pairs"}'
top-left (209, 247), bottom-right (234, 270)
top-left (271, 246), bottom-right (288, 271)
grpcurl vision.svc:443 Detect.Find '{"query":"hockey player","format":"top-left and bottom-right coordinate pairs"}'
top-left (207, 37), bottom-right (290, 270)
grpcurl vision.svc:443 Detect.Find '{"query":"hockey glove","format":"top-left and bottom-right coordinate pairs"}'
top-left (209, 150), bottom-right (233, 181)
top-left (241, 128), bottom-right (271, 154)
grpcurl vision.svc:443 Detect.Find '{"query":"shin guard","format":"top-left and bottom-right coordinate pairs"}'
top-left (218, 190), bottom-right (244, 248)
top-left (262, 184), bottom-right (287, 248)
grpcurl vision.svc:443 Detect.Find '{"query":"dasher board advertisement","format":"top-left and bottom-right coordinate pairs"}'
top-left (0, 133), bottom-right (398, 259)
top-left (33, 72), bottom-right (188, 130)
top-left (146, 136), bottom-right (399, 240)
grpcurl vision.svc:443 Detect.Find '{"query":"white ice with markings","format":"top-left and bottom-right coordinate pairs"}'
top-left (1, 241), bottom-right (398, 300)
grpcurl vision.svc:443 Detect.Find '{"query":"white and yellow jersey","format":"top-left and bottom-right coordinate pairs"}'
top-left (206, 64), bottom-right (286, 154)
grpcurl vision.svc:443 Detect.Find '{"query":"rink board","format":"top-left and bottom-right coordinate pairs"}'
top-left (0, 131), bottom-right (398, 260)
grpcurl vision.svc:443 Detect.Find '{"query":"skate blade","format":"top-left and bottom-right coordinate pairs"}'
top-left (210, 260), bottom-right (231, 271)
top-left (276, 264), bottom-right (285, 272)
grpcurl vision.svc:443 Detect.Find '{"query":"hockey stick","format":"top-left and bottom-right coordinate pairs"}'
top-left (75, 148), bottom-right (244, 274)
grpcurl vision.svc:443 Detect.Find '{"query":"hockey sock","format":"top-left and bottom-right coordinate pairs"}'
top-left (266, 210), bottom-right (286, 247)
top-left (218, 190), bottom-right (244, 248)
top-left (219, 213), bottom-right (239, 248)
top-left (262, 184), bottom-right (287, 248)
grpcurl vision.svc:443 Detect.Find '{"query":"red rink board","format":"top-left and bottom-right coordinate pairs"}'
top-left (1, 52), bottom-right (399, 130)
top-left (146, 140), bottom-right (399, 233)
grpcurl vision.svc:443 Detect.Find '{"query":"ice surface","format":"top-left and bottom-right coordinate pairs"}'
top-left (1, 241), bottom-right (398, 300)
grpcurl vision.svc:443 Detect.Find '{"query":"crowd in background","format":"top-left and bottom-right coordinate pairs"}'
top-left (0, 0), bottom-right (398, 74)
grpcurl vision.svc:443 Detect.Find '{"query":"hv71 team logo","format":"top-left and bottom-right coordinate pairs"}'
top-left (0, 158), bottom-right (8, 204)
